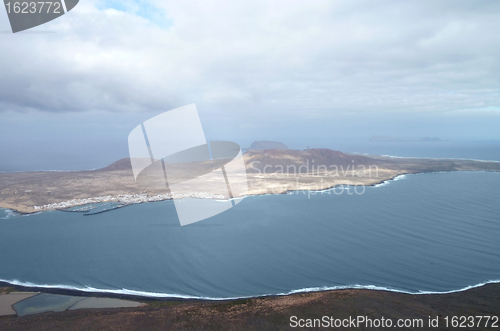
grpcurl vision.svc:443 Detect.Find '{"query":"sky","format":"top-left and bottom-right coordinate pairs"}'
top-left (1, 0), bottom-right (500, 170)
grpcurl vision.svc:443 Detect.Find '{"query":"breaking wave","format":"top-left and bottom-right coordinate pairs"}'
top-left (1, 278), bottom-right (499, 300)
top-left (0, 209), bottom-right (41, 219)
top-left (372, 174), bottom-right (407, 188)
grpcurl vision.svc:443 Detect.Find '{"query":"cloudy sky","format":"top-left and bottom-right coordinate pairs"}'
top-left (1, 0), bottom-right (500, 170)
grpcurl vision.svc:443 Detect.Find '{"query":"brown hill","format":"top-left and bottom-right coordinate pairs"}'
top-left (98, 149), bottom-right (384, 173)
top-left (243, 148), bottom-right (392, 173)
top-left (247, 140), bottom-right (289, 150)
top-left (97, 148), bottom-right (500, 175)
top-left (97, 158), bottom-right (133, 171)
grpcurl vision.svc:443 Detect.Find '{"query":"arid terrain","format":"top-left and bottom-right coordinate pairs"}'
top-left (1, 148), bottom-right (499, 213)
top-left (0, 283), bottom-right (499, 330)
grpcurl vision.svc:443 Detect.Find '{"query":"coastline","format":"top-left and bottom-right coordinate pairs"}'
top-left (0, 169), bottom-right (495, 215)
top-left (1, 282), bottom-right (499, 330)
top-left (1, 278), bottom-right (500, 302)
top-left (0, 171), bottom-right (447, 215)
top-left (0, 174), bottom-right (399, 215)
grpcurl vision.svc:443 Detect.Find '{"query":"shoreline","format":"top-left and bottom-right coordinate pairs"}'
top-left (1, 169), bottom-right (497, 215)
top-left (1, 278), bottom-right (500, 302)
top-left (1, 282), bottom-right (500, 330)
top-left (0, 171), bottom-right (435, 215)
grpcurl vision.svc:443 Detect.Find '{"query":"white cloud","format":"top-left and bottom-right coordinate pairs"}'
top-left (0, 0), bottom-right (499, 118)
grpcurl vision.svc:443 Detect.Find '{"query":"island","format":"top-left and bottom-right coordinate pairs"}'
top-left (1, 148), bottom-right (499, 214)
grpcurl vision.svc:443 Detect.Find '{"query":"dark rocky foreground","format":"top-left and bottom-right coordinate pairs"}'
top-left (0, 283), bottom-right (499, 330)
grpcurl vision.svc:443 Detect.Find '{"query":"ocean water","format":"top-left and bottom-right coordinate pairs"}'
top-left (0, 171), bottom-right (499, 299)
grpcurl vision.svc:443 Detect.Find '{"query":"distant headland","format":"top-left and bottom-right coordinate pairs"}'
top-left (370, 135), bottom-right (446, 142)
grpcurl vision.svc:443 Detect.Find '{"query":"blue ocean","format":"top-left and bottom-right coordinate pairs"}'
top-left (0, 171), bottom-right (499, 299)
